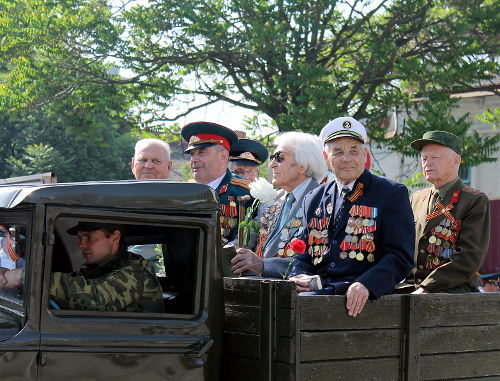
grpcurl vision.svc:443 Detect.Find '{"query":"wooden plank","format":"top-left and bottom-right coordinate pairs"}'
top-left (299, 295), bottom-right (403, 330)
top-left (224, 277), bottom-right (262, 307)
top-left (298, 357), bottom-right (400, 380)
top-left (418, 293), bottom-right (500, 327)
top-left (276, 308), bottom-right (295, 338)
top-left (419, 351), bottom-right (500, 380)
top-left (224, 305), bottom-right (260, 334)
top-left (276, 337), bottom-right (295, 363)
top-left (276, 280), bottom-right (296, 310)
top-left (221, 357), bottom-right (261, 381)
top-left (223, 332), bottom-right (259, 359)
top-left (275, 362), bottom-right (295, 381)
top-left (420, 325), bottom-right (500, 354)
top-left (300, 329), bottom-right (401, 361)
top-left (259, 281), bottom-right (277, 381)
top-left (400, 295), bottom-right (421, 381)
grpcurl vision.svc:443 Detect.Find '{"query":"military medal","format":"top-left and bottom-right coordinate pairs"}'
top-left (326, 203), bottom-right (333, 215)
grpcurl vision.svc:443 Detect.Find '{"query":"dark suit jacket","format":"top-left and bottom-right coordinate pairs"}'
top-left (216, 169), bottom-right (253, 244)
top-left (290, 169), bottom-right (414, 299)
top-left (407, 178), bottom-right (490, 293)
top-left (248, 179), bottom-right (320, 278)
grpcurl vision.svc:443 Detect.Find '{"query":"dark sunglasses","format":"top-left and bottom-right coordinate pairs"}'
top-left (269, 151), bottom-right (285, 163)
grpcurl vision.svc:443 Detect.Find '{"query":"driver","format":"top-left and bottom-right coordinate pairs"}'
top-left (0, 222), bottom-right (164, 313)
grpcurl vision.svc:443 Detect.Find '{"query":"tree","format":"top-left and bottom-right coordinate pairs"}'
top-left (2, 0), bottom-right (500, 167)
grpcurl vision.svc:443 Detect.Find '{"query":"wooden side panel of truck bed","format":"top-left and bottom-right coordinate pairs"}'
top-left (223, 277), bottom-right (500, 381)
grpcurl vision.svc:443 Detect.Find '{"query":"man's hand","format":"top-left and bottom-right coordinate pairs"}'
top-left (0, 267), bottom-right (8, 288)
top-left (231, 248), bottom-right (264, 275)
top-left (288, 274), bottom-right (311, 293)
top-left (346, 282), bottom-right (369, 317)
top-left (0, 268), bottom-right (22, 290)
top-left (411, 286), bottom-right (429, 294)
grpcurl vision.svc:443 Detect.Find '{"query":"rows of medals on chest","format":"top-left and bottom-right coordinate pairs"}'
top-left (260, 204), bottom-right (304, 236)
top-left (308, 206), bottom-right (378, 263)
top-left (425, 218), bottom-right (459, 265)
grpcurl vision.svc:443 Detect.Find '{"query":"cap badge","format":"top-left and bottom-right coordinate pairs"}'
top-left (342, 120), bottom-right (352, 129)
top-left (240, 151), bottom-right (257, 161)
top-left (189, 135), bottom-right (201, 145)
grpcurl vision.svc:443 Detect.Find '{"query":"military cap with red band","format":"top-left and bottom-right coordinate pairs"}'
top-left (181, 121), bottom-right (239, 153)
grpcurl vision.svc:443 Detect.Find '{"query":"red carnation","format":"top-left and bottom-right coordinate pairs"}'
top-left (290, 238), bottom-right (306, 254)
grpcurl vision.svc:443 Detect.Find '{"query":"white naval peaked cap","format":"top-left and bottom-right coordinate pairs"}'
top-left (320, 117), bottom-right (367, 145)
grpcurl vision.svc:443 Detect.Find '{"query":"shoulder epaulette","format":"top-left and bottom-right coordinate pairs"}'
top-left (463, 185), bottom-right (484, 196)
top-left (230, 177), bottom-right (251, 190)
top-left (417, 187), bottom-right (432, 202)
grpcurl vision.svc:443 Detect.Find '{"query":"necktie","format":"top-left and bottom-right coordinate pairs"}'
top-left (265, 193), bottom-right (295, 249)
top-left (427, 189), bottom-right (440, 214)
top-left (277, 193), bottom-right (295, 233)
top-left (332, 186), bottom-right (350, 232)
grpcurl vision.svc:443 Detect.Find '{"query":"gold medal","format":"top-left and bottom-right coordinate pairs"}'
top-left (367, 254), bottom-right (374, 262)
top-left (428, 235), bottom-right (437, 244)
top-left (349, 251), bottom-right (356, 259)
top-left (433, 257), bottom-right (440, 265)
top-left (351, 235), bottom-right (359, 243)
top-left (362, 218), bottom-right (369, 226)
top-left (435, 238), bottom-right (441, 246)
top-left (293, 219), bottom-right (301, 228)
top-left (278, 249), bottom-right (284, 256)
top-left (340, 252), bottom-right (348, 259)
top-left (286, 249), bottom-right (295, 257)
top-left (443, 241), bottom-right (450, 249)
top-left (356, 252), bottom-right (364, 261)
top-left (441, 227), bottom-right (448, 236)
top-left (228, 218), bottom-right (236, 228)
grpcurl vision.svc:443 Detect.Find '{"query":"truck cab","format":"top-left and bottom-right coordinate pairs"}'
top-left (0, 180), bottom-right (223, 380)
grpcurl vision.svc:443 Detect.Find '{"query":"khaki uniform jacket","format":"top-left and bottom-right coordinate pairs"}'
top-left (409, 178), bottom-right (490, 293)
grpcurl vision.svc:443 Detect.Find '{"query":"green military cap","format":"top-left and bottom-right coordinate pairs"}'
top-left (410, 131), bottom-right (463, 155)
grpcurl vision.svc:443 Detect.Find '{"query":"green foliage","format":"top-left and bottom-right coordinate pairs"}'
top-left (2, 0), bottom-right (500, 172)
top-left (8, 143), bottom-right (67, 176)
top-left (180, 162), bottom-right (193, 182)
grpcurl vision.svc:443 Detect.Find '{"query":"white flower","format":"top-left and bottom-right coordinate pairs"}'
top-left (250, 178), bottom-right (278, 206)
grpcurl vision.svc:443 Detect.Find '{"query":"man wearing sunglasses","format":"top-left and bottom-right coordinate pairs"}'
top-left (288, 117), bottom-right (414, 317)
top-left (231, 132), bottom-right (327, 278)
top-left (181, 121), bottom-right (253, 245)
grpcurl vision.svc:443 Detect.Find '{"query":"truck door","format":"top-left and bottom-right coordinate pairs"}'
top-left (37, 211), bottom-right (222, 381)
top-left (0, 210), bottom-right (40, 380)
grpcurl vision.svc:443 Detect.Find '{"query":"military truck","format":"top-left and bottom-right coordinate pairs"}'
top-left (0, 181), bottom-right (499, 381)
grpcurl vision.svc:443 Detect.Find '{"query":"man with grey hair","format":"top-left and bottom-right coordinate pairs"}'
top-left (231, 132), bottom-right (327, 278)
top-left (131, 138), bottom-right (173, 180)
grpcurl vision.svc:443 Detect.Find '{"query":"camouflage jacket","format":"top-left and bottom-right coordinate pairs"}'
top-left (50, 246), bottom-right (164, 313)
